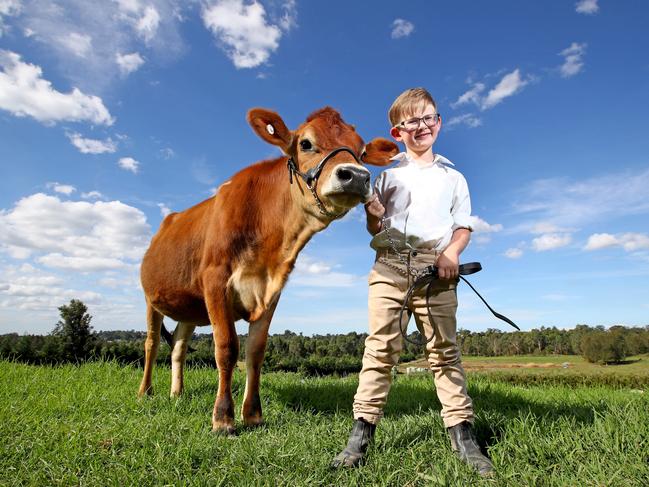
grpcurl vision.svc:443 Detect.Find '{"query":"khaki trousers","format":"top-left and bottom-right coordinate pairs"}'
top-left (352, 249), bottom-right (474, 428)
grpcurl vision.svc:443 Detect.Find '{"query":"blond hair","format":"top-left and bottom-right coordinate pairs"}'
top-left (388, 87), bottom-right (437, 127)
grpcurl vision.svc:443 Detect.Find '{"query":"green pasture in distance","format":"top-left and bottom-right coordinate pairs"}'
top-left (402, 354), bottom-right (649, 388)
top-left (1, 360), bottom-right (647, 486)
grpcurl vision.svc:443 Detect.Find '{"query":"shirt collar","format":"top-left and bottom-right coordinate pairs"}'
top-left (389, 152), bottom-right (454, 168)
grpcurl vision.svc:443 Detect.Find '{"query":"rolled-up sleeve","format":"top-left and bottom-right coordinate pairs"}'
top-left (451, 174), bottom-right (473, 231)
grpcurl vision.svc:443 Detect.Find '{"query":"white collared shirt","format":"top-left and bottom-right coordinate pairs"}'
top-left (369, 152), bottom-right (473, 251)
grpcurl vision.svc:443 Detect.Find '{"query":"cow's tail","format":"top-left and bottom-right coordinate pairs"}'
top-left (161, 322), bottom-right (174, 348)
top-left (160, 322), bottom-right (196, 353)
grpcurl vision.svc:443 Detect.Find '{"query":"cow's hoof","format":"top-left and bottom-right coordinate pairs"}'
top-left (137, 387), bottom-right (153, 398)
top-left (212, 423), bottom-right (237, 436)
top-left (243, 416), bottom-right (264, 429)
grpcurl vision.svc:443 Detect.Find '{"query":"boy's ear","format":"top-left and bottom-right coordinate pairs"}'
top-left (247, 108), bottom-right (293, 153)
top-left (361, 138), bottom-right (399, 166)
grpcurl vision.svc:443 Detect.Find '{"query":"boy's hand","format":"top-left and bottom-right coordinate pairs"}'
top-left (436, 250), bottom-right (459, 280)
top-left (364, 194), bottom-right (385, 218)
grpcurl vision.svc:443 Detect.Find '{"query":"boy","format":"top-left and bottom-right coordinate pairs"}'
top-left (331, 88), bottom-right (494, 476)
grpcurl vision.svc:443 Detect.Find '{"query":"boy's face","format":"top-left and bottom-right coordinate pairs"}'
top-left (390, 103), bottom-right (441, 154)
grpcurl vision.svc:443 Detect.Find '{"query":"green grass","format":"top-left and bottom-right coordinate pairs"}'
top-left (1, 360), bottom-right (648, 486)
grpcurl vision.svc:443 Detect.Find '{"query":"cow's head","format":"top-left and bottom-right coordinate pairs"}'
top-left (247, 107), bottom-right (398, 218)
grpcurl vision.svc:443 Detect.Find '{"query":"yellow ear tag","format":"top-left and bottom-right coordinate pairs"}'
top-left (266, 124), bottom-right (275, 135)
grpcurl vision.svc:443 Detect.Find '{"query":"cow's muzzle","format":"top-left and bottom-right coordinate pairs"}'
top-left (332, 164), bottom-right (371, 197)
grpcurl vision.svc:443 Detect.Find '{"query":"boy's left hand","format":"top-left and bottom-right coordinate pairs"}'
top-left (436, 250), bottom-right (459, 280)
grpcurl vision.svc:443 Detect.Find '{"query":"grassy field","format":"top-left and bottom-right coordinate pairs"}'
top-left (1, 359), bottom-right (648, 486)
top-left (403, 354), bottom-right (649, 388)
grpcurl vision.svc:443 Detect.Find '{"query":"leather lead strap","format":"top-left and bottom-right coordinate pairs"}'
top-left (399, 262), bottom-right (519, 347)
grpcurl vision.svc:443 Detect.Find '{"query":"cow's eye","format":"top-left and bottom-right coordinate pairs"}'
top-left (299, 139), bottom-right (313, 151)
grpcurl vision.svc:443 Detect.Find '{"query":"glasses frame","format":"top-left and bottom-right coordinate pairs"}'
top-left (395, 113), bottom-right (441, 131)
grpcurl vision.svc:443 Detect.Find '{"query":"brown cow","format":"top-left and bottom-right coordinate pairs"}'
top-left (138, 107), bottom-right (398, 434)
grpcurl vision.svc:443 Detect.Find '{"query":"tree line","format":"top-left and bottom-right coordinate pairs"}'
top-left (1, 300), bottom-right (648, 374)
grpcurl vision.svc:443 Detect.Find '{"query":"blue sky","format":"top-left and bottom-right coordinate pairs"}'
top-left (1, 0), bottom-right (648, 336)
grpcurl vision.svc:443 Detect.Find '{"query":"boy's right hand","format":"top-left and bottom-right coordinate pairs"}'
top-left (364, 194), bottom-right (385, 218)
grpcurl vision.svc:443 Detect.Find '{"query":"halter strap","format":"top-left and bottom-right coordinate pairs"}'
top-left (286, 146), bottom-right (361, 218)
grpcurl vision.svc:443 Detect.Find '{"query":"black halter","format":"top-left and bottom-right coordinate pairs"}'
top-left (286, 146), bottom-right (361, 219)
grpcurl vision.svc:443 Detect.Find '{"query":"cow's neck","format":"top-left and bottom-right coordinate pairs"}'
top-left (235, 159), bottom-right (331, 322)
top-left (274, 162), bottom-right (329, 271)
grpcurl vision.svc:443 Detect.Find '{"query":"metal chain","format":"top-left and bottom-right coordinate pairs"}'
top-left (379, 215), bottom-right (429, 279)
top-left (307, 182), bottom-right (347, 220)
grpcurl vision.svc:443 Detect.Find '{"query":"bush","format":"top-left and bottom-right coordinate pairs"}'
top-left (581, 331), bottom-right (627, 364)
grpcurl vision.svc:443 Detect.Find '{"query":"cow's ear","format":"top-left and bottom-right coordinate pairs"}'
top-left (247, 108), bottom-right (293, 153)
top-left (361, 138), bottom-right (399, 166)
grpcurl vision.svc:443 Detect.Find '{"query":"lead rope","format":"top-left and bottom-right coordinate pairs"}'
top-left (379, 216), bottom-right (519, 347)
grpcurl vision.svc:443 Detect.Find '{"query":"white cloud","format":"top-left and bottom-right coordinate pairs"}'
top-left (482, 69), bottom-right (529, 110)
top-left (391, 18), bottom-right (414, 39)
top-left (12, 0), bottom-right (186, 92)
top-left (452, 71), bottom-right (529, 113)
top-left (58, 32), bottom-right (93, 58)
top-left (0, 264), bottom-right (101, 310)
top-left (0, 193), bottom-right (151, 272)
top-left (81, 191), bottom-right (103, 199)
top-left (66, 132), bottom-right (117, 154)
top-left (136, 5), bottom-right (160, 42)
top-left (116, 52), bottom-right (145, 76)
top-left (622, 233), bottom-right (649, 251)
top-left (37, 253), bottom-right (129, 272)
top-left (576, 0), bottom-right (599, 15)
top-left (118, 156), bottom-right (139, 173)
top-left (505, 248), bottom-right (523, 259)
top-left (278, 0), bottom-right (297, 31)
top-left (202, 0), bottom-right (283, 69)
top-left (584, 233), bottom-right (618, 250)
top-left (0, 263), bottom-right (103, 315)
top-left (585, 232), bottom-right (649, 252)
top-left (291, 254), bottom-right (360, 288)
top-left (157, 203), bottom-right (171, 217)
top-left (559, 42), bottom-right (587, 78)
top-left (0, 0), bottom-right (22, 37)
top-left (451, 83), bottom-right (485, 108)
top-left (446, 113), bottom-right (482, 129)
top-left (46, 182), bottom-right (76, 195)
top-left (470, 216), bottom-right (503, 234)
top-left (295, 255), bottom-right (332, 275)
top-left (532, 233), bottom-right (572, 251)
top-left (529, 222), bottom-right (569, 235)
top-left (0, 50), bottom-right (114, 125)
top-left (513, 168), bottom-right (649, 230)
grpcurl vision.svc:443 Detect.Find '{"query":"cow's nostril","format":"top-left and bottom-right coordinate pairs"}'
top-left (337, 168), bottom-right (353, 182)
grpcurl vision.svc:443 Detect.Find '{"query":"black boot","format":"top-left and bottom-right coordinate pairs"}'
top-left (331, 418), bottom-right (376, 468)
top-left (447, 421), bottom-right (494, 477)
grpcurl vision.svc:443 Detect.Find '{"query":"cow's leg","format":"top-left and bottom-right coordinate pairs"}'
top-left (138, 300), bottom-right (164, 397)
top-left (242, 298), bottom-right (278, 427)
top-left (170, 321), bottom-right (196, 397)
top-left (203, 268), bottom-right (238, 435)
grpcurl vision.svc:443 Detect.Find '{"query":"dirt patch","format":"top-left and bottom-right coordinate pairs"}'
top-left (398, 359), bottom-right (572, 372)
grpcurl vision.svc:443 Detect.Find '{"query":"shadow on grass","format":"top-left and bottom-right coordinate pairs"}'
top-left (265, 375), bottom-right (607, 452)
top-left (266, 375), bottom-right (600, 424)
top-left (604, 358), bottom-right (641, 365)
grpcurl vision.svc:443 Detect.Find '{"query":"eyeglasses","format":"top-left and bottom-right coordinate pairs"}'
top-left (396, 113), bottom-right (441, 131)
